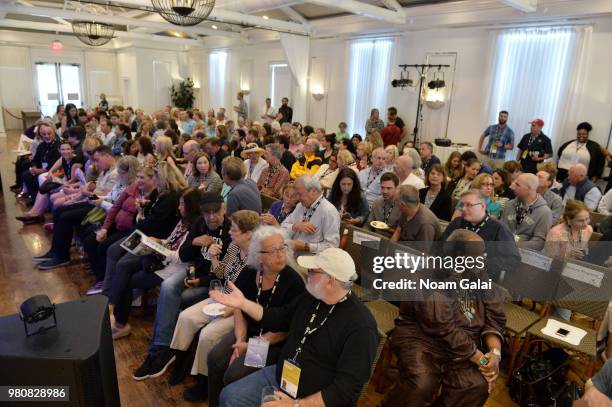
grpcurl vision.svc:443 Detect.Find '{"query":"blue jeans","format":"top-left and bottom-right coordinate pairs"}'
top-left (220, 365), bottom-right (278, 407)
top-left (149, 271), bottom-right (209, 352)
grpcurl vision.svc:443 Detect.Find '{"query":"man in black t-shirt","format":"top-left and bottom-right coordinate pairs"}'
top-left (211, 248), bottom-right (378, 407)
top-left (133, 193), bottom-right (232, 381)
top-left (516, 119), bottom-right (552, 174)
top-left (278, 97), bottom-right (293, 124)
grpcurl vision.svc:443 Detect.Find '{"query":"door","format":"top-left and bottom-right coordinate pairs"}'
top-left (35, 62), bottom-right (83, 117)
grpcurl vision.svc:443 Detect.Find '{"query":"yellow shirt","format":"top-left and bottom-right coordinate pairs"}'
top-left (290, 153), bottom-right (322, 180)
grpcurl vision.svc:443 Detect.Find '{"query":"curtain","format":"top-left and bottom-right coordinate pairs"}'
top-left (486, 26), bottom-right (587, 153)
top-left (346, 38), bottom-right (393, 136)
top-left (209, 51), bottom-right (227, 110)
top-left (280, 33), bottom-right (310, 124)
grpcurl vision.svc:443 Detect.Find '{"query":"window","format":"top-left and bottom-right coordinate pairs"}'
top-left (35, 62), bottom-right (82, 117)
top-left (346, 39), bottom-right (393, 136)
top-left (270, 63), bottom-right (291, 109)
top-left (209, 51), bottom-right (227, 109)
top-left (487, 27), bottom-right (580, 148)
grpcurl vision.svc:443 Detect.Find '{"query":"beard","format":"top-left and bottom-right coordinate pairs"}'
top-left (306, 278), bottom-right (325, 300)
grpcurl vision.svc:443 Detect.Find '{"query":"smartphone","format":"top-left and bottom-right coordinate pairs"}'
top-left (186, 263), bottom-right (196, 280)
top-left (555, 328), bottom-right (570, 337)
top-left (88, 194), bottom-right (99, 201)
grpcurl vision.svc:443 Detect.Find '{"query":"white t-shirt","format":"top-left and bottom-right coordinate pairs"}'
top-left (401, 172), bottom-right (426, 190)
top-left (262, 106), bottom-right (278, 124)
top-left (558, 141), bottom-right (591, 170)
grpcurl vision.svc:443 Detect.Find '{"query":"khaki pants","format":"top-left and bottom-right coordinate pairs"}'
top-left (170, 298), bottom-right (235, 376)
top-left (478, 153), bottom-right (506, 170)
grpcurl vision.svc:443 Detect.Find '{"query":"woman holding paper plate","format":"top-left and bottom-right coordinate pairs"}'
top-left (204, 225), bottom-right (304, 406)
top-left (108, 187), bottom-right (203, 339)
top-left (167, 210), bottom-right (260, 401)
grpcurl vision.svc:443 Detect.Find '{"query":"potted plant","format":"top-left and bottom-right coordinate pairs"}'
top-left (170, 78), bottom-right (195, 109)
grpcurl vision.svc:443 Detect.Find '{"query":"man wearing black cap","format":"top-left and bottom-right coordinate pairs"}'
top-left (132, 192), bottom-right (232, 381)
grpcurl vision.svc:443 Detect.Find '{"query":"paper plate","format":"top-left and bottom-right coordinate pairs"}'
top-left (370, 221), bottom-right (389, 230)
top-left (202, 302), bottom-right (226, 317)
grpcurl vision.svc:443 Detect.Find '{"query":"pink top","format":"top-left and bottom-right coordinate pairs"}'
top-left (289, 144), bottom-right (304, 155)
top-left (544, 223), bottom-right (592, 259)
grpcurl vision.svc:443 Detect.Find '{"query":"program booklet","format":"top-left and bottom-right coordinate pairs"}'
top-left (120, 229), bottom-right (173, 257)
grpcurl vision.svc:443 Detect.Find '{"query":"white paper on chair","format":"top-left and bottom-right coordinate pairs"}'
top-left (540, 319), bottom-right (587, 346)
top-left (353, 231), bottom-right (380, 248)
top-left (519, 248), bottom-right (553, 272)
top-left (561, 262), bottom-right (603, 288)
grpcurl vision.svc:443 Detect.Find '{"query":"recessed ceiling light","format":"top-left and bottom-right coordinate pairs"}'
top-left (262, 15), bottom-right (269, 19)
top-left (211, 24), bottom-right (218, 29)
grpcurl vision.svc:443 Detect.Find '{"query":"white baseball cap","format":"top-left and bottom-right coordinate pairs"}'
top-left (297, 248), bottom-right (356, 283)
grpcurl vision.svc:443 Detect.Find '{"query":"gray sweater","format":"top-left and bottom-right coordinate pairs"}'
top-left (541, 189), bottom-right (563, 224)
top-left (501, 195), bottom-right (552, 250)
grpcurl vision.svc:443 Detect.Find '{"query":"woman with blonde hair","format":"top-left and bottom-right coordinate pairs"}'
top-left (356, 141), bottom-right (373, 171)
top-left (155, 160), bottom-right (187, 194)
top-left (288, 129), bottom-right (304, 156)
top-left (451, 173), bottom-right (502, 220)
top-left (385, 145), bottom-right (399, 167)
top-left (337, 149), bottom-right (358, 173)
top-left (545, 199), bottom-right (592, 259)
top-left (137, 118), bottom-right (153, 139)
top-left (443, 151), bottom-right (463, 181)
top-left (155, 135), bottom-right (177, 168)
top-left (368, 130), bottom-right (384, 150)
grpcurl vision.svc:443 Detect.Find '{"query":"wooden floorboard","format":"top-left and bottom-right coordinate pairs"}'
top-left (0, 131), bottom-right (517, 406)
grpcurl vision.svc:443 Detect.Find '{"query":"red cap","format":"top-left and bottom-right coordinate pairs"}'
top-left (530, 119), bottom-right (544, 127)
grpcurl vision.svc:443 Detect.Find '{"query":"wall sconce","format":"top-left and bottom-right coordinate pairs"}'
top-left (311, 84), bottom-right (324, 101)
top-left (240, 87), bottom-right (250, 96)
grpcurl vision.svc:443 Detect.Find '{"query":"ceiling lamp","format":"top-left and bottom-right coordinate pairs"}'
top-left (72, 21), bottom-right (115, 46)
top-left (151, 0), bottom-right (216, 26)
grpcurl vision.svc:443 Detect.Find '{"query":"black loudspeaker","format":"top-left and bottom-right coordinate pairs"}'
top-left (0, 296), bottom-right (120, 406)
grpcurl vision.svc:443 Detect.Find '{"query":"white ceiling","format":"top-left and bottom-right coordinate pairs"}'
top-left (0, 0), bottom-right (610, 48)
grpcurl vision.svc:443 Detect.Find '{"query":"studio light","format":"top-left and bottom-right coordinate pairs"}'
top-left (391, 70), bottom-right (413, 88)
top-left (427, 79), bottom-right (446, 89)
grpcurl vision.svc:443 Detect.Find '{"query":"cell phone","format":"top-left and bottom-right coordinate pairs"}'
top-left (186, 263), bottom-right (196, 280)
top-left (88, 194), bottom-right (99, 201)
top-left (555, 328), bottom-right (570, 337)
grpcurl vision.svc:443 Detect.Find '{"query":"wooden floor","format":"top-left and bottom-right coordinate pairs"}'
top-left (0, 130), bottom-right (518, 407)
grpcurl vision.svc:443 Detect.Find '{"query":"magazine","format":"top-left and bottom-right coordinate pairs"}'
top-left (120, 230), bottom-right (173, 257)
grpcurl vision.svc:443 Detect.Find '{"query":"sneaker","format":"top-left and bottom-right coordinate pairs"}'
top-left (33, 251), bottom-right (55, 263)
top-left (38, 258), bottom-right (71, 270)
top-left (86, 282), bottom-right (104, 296)
top-left (133, 349), bottom-right (176, 381)
top-left (111, 322), bottom-right (131, 340)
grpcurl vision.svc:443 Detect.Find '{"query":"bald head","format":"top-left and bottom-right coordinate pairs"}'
top-left (568, 164), bottom-right (587, 185)
top-left (514, 173), bottom-right (538, 202)
top-left (394, 155), bottom-right (413, 180)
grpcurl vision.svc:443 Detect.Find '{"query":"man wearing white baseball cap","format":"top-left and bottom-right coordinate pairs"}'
top-left (210, 248), bottom-right (378, 407)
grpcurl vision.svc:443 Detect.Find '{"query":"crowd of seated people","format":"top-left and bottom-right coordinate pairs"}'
top-left (9, 100), bottom-right (612, 406)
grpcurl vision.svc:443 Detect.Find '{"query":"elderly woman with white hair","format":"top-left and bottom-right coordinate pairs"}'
top-left (205, 225), bottom-right (305, 406)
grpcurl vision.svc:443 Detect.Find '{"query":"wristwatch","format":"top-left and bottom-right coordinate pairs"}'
top-left (478, 355), bottom-right (489, 366)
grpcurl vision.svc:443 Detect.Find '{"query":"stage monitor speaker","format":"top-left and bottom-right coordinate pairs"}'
top-left (0, 295), bottom-right (120, 406)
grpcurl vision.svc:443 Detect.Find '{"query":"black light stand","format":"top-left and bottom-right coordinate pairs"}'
top-left (396, 64), bottom-right (450, 146)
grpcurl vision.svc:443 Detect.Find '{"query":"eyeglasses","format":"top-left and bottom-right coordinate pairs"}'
top-left (460, 202), bottom-right (483, 208)
top-left (259, 244), bottom-right (288, 255)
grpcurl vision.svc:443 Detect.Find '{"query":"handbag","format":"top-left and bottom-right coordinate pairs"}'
top-left (509, 347), bottom-right (570, 407)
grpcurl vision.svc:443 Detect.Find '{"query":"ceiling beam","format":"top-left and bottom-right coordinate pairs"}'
top-left (381, 0), bottom-right (406, 15)
top-left (306, 0), bottom-right (406, 24)
top-left (105, 0), bottom-right (312, 35)
top-left (16, 0), bottom-right (71, 25)
top-left (0, 18), bottom-right (206, 46)
top-left (280, 6), bottom-right (310, 26)
top-left (499, 0), bottom-right (537, 13)
top-left (0, 3), bottom-right (242, 38)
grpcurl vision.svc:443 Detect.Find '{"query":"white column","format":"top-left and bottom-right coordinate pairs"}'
top-left (0, 94), bottom-right (7, 138)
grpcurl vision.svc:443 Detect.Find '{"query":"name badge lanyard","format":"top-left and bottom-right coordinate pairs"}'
top-left (302, 198), bottom-right (322, 223)
top-left (366, 168), bottom-right (382, 189)
top-left (255, 271), bottom-right (281, 336)
top-left (383, 202), bottom-right (395, 224)
top-left (290, 293), bottom-right (349, 363)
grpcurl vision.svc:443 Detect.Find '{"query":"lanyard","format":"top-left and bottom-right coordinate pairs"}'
top-left (302, 198), bottom-right (322, 223)
top-left (464, 215), bottom-right (489, 234)
top-left (291, 292), bottom-right (350, 362)
top-left (383, 201), bottom-right (395, 224)
top-left (255, 271), bottom-right (281, 336)
top-left (575, 142), bottom-right (586, 154)
top-left (263, 164), bottom-right (281, 188)
top-left (366, 168), bottom-right (382, 189)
